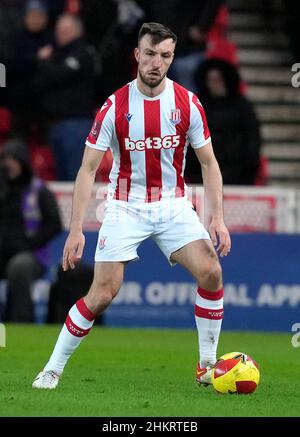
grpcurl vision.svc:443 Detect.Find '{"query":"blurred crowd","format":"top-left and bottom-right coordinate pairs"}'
top-left (0, 0), bottom-right (265, 185)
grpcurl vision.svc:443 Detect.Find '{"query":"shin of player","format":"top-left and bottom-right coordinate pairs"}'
top-left (172, 240), bottom-right (224, 385)
top-left (195, 282), bottom-right (224, 369)
top-left (194, 255), bottom-right (223, 368)
top-left (43, 263), bottom-right (123, 376)
top-left (192, 248), bottom-right (223, 385)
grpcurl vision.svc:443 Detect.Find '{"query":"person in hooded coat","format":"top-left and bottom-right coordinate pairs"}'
top-left (185, 59), bottom-right (262, 185)
top-left (0, 140), bottom-right (62, 322)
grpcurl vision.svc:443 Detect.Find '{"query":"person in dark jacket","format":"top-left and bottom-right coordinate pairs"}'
top-left (0, 0), bottom-right (24, 107)
top-left (35, 13), bottom-right (96, 180)
top-left (6, 0), bottom-right (52, 140)
top-left (185, 58), bottom-right (261, 185)
top-left (0, 139), bottom-right (62, 322)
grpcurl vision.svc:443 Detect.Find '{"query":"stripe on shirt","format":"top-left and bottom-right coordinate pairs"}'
top-left (128, 84), bottom-right (147, 201)
top-left (192, 93), bottom-right (210, 140)
top-left (144, 99), bottom-right (162, 202)
top-left (173, 82), bottom-right (190, 197)
top-left (159, 82), bottom-right (177, 199)
top-left (114, 84), bottom-right (132, 201)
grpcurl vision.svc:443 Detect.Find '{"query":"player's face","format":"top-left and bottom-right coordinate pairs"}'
top-left (135, 35), bottom-right (175, 88)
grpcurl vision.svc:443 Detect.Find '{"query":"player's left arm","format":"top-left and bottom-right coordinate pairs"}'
top-left (194, 142), bottom-right (231, 257)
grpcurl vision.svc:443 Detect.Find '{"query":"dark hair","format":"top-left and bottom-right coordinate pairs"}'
top-left (138, 22), bottom-right (177, 46)
top-left (195, 59), bottom-right (241, 98)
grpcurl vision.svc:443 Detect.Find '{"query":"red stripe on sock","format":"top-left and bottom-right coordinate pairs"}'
top-left (76, 298), bottom-right (95, 321)
top-left (65, 315), bottom-right (91, 337)
top-left (195, 305), bottom-right (224, 320)
top-left (197, 287), bottom-right (224, 301)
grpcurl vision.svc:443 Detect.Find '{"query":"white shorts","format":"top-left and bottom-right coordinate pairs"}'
top-left (95, 197), bottom-right (210, 266)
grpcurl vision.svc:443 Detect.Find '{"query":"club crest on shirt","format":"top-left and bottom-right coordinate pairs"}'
top-left (98, 236), bottom-right (107, 250)
top-left (170, 109), bottom-right (181, 125)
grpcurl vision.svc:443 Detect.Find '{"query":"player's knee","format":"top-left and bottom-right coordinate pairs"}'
top-left (201, 260), bottom-right (222, 291)
top-left (88, 276), bottom-right (119, 312)
top-left (97, 291), bottom-right (114, 310)
top-left (93, 274), bottom-right (121, 297)
top-left (86, 287), bottom-right (113, 315)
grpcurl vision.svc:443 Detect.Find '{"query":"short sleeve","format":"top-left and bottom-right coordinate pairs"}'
top-left (86, 96), bottom-right (114, 151)
top-left (188, 93), bottom-right (211, 149)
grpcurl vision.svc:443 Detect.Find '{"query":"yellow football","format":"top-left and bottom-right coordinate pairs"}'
top-left (212, 352), bottom-right (260, 394)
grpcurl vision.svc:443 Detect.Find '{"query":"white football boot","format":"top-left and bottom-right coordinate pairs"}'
top-left (32, 370), bottom-right (60, 389)
top-left (195, 362), bottom-right (213, 386)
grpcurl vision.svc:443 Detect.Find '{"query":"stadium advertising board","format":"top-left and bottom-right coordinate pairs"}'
top-left (104, 234), bottom-right (300, 332)
top-left (46, 232), bottom-right (299, 332)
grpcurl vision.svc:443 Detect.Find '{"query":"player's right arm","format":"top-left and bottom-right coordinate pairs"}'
top-left (63, 147), bottom-right (105, 271)
top-left (63, 96), bottom-right (114, 271)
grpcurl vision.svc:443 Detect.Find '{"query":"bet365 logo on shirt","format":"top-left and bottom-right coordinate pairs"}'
top-left (125, 135), bottom-right (180, 151)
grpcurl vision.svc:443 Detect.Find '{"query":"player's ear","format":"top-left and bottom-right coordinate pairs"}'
top-left (134, 47), bottom-right (139, 63)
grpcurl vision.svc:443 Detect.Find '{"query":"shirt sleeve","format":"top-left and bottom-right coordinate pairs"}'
top-left (188, 93), bottom-right (211, 149)
top-left (85, 96), bottom-right (114, 151)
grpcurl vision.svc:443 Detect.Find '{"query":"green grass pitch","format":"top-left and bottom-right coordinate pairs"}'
top-left (0, 325), bottom-right (299, 417)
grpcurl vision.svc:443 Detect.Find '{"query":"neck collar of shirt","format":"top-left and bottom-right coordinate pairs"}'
top-left (134, 78), bottom-right (169, 100)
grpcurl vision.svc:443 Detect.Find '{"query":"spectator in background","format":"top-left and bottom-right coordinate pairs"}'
top-left (35, 13), bottom-right (96, 180)
top-left (0, 0), bottom-right (24, 59)
top-left (0, 140), bottom-right (62, 322)
top-left (185, 59), bottom-right (261, 185)
top-left (81, 0), bottom-right (144, 104)
top-left (6, 0), bottom-right (52, 140)
top-left (0, 0), bottom-right (31, 107)
top-left (0, 0), bottom-right (24, 58)
top-left (284, 0), bottom-right (300, 62)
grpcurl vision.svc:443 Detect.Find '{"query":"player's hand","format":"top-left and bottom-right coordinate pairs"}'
top-left (209, 217), bottom-right (231, 258)
top-left (37, 45), bottom-right (53, 60)
top-left (62, 229), bottom-right (85, 271)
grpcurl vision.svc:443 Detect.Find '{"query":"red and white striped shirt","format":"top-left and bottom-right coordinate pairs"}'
top-left (86, 78), bottom-right (211, 202)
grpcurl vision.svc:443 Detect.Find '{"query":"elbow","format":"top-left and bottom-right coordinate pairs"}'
top-left (79, 163), bottom-right (97, 179)
top-left (200, 158), bottom-right (218, 174)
